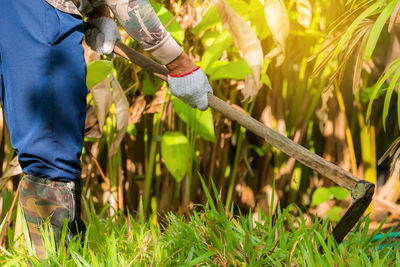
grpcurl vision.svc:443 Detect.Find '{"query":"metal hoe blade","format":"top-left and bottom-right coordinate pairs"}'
top-left (332, 181), bottom-right (375, 244)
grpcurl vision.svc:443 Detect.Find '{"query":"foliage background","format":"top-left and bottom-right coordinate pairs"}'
top-left (1, 0), bottom-right (400, 242)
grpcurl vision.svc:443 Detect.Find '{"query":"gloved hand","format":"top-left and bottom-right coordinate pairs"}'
top-left (168, 67), bottom-right (213, 111)
top-left (85, 17), bottom-right (121, 55)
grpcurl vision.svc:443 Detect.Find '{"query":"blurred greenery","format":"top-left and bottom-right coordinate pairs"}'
top-left (1, 0), bottom-right (400, 264)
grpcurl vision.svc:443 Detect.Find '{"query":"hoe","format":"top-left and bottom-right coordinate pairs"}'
top-left (111, 40), bottom-right (375, 245)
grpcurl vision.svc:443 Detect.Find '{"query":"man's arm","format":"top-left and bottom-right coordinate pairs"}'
top-left (105, 0), bottom-right (183, 65)
top-left (87, 2), bottom-right (195, 71)
top-left (86, 0), bottom-right (213, 110)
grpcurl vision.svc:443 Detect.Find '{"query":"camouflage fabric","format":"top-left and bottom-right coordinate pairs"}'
top-left (19, 175), bottom-right (85, 260)
top-left (45, 0), bottom-right (179, 61)
top-left (106, 0), bottom-right (168, 50)
top-left (45, 0), bottom-right (106, 16)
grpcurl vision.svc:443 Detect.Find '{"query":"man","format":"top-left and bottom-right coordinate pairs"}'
top-left (0, 0), bottom-right (212, 260)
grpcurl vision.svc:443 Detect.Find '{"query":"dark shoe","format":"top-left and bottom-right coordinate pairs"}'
top-left (19, 175), bottom-right (86, 260)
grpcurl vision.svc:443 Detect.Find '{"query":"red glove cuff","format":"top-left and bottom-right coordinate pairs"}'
top-left (168, 66), bottom-right (200, 78)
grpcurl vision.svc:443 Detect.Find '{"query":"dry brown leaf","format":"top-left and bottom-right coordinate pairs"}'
top-left (316, 84), bottom-right (334, 130)
top-left (85, 125), bottom-right (102, 139)
top-left (244, 75), bottom-right (260, 102)
top-left (85, 106), bottom-right (102, 138)
top-left (386, 24), bottom-right (400, 86)
top-left (378, 136), bottom-right (400, 167)
top-left (324, 23), bottom-right (371, 92)
top-left (260, 103), bottom-right (274, 129)
top-left (296, 0), bottom-right (312, 28)
top-left (240, 186), bottom-right (255, 208)
top-left (0, 157), bottom-right (22, 190)
top-left (85, 106), bottom-right (98, 130)
top-left (109, 73), bottom-right (129, 158)
top-left (375, 197), bottom-right (400, 215)
top-left (376, 158), bottom-right (400, 203)
top-left (83, 41), bottom-right (100, 63)
top-left (264, 0), bottom-right (289, 66)
top-left (91, 77), bottom-right (112, 131)
top-left (213, 0), bottom-right (263, 101)
top-left (144, 87), bottom-right (167, 114)
top-left (309, 35), bottom-right (342, 78)
top-left (129, 95), bottom-right (146, 124)
top-left (389, 0), bottom-right (400, 32)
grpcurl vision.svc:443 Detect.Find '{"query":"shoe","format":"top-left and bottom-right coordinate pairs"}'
top-left (19, 175), bottom-right (86, 260)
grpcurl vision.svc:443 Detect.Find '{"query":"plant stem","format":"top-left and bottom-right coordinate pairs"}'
top-left (356, 90), bottom-right (376, 214)
top-left (0, 180), bottom-right (21, 247)
top-left (356, 91), bottom-right (376, 184)
top-left (335, 83), bottom-right (358, 176)
top-left (225, 125), bottom-right (245, 212)
top-left (144, 88), bottom-right (168, 212)
top-left (225, 100), bottom-right (254, 212)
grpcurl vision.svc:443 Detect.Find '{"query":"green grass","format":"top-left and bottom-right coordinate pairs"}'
top-left (0, 180), bottom-right (399, 266)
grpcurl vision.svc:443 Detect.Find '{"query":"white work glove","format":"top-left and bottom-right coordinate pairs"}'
top-left (168, 67), bottom-right (213, 111)
top-left (85, 17), bottom-right (121, 55)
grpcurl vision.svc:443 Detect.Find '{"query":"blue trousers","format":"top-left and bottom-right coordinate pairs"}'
top-left (0, 0), bottom-right (87, 181)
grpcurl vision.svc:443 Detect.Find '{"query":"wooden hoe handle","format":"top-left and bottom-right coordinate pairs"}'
top-left (207, 95), bottom-right (360, 191)
top-left (113, 40), bottom-right (376, 245)
top-left (114, 40), bottom-right (360, 191)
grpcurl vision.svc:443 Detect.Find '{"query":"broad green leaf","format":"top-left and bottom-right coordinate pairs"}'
top-left (126, 123), bottom-right (137, 137)
top-left (170, 95), bottom-right (216, 142)
top-left (327, 206), bottom-right (343, 222)
top-left (249, 0), bottom-right (270, 39)
top-left (149, 0), bottom-right (184, 44)
top-left (209, 60), bottom-right (252, 80)
top-left (261, 59), bottom-right (272, 88)
top-left (161, 132), bottom-right (192, 182)
top-left (142, 77), bottom-right (162, 95)
top-left (296, 0), bottom-right (312, 28)
top-left (214, 0), bottom-right (263, 100)
top-left (200, 31), bottom-right (233, 73)
top-left (365, 0), bottom-right (396, 62)
top-left (227, 0), bottom-right (250, 17)
top-left (192, 7), bottom-right (221, 36)
top-left (328, 186), bottom-right (349, 200)
top-left (200, 31), bottom-right (221, 47)
top-left (205, 60), bottom-right (230, 76)
top-left (86, 60), bottom-right (113, 89)
top-left (261, 72), bottom-right (272, 88)
top-left (264, 0), bottom-right (290, 66)
top-left (311, 187), bottom-right (330, 207)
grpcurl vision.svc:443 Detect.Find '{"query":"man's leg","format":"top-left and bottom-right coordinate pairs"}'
top-left (0, 0), bottom-right (87, 259)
